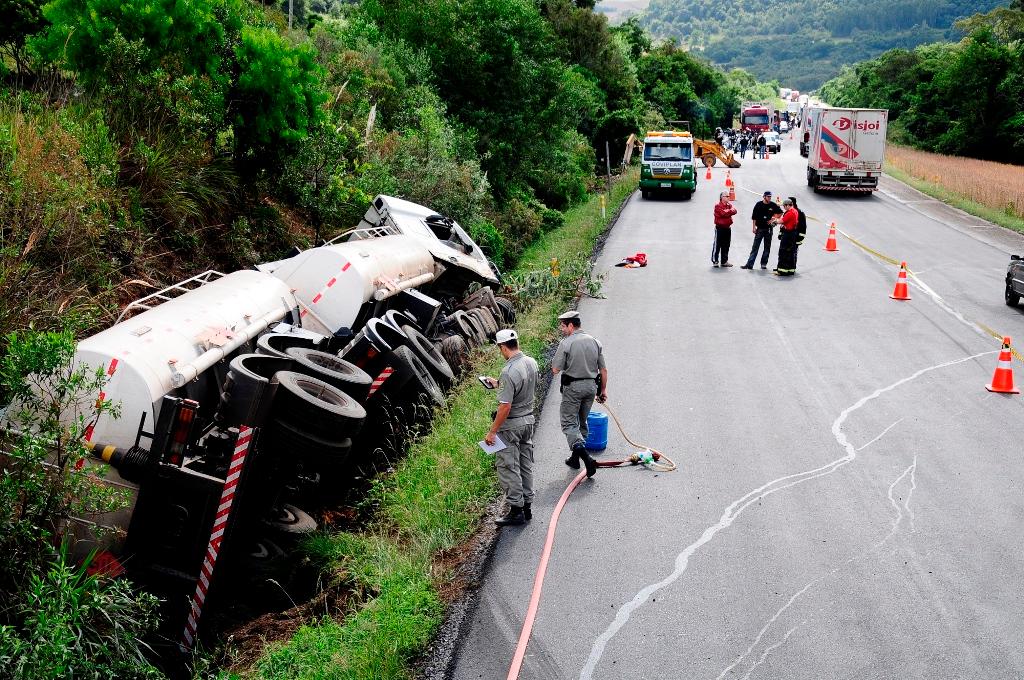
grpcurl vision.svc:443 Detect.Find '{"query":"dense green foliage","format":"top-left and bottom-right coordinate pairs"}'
top-left (636, 0), bottom-right (1006, 90)
top-left (0, 328), bottom-right (162, 678)
top-left (819, 3), bottom-right (1024, 163)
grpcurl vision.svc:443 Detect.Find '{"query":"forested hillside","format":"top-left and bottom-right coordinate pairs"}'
top-left (818, 2), bottom-right (1024, 164)
top-left (0, 0), bottom-right (762, 340)
top-left (636, 0), bottom-right (1006, 90)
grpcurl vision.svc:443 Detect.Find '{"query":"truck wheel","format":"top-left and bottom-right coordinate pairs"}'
top-left (494, 297), bottom-right (516, 325)
top-left (437, 334), bottom-right (470, 377)
top-left (682, 190), bottom-right (692, 200)
top-left (262, 503), bottom-right (318, 537)
top-left (641, 190), bottom-right (649, 199)
top-left (458, 311), bottom-right (487, 347)
top-left (452, 311), bottom-right (481, 348)
top-left (382, 345), bottom-right (445, 408)
top-left (1006, 280), bottom-right (1020, 307)
top-left (401, 325), bottom-right (454, 389)
top-left (266, 417), bottom-right (354, 458)
top-left (234, 537), bottom-right (290, 586)
top-left (285, 347), bottom-right (373, 402)
top-left (273, 372), bottom-right (367, 439)
top-left (468, 307), bottom-right (498, 339)
top-left (702, 154), bottom-right (716, 167)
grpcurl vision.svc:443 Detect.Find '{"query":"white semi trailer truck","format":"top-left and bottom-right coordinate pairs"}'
top-left (804, 107), bottom-right (889, 193)
top-left (65, 195), bottom-right (508, 652)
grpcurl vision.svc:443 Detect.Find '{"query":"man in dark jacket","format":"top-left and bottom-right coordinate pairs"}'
top-left (741, 191), bottom-right (783, 270)
top-left (712, 192), bottom-right (738, 268)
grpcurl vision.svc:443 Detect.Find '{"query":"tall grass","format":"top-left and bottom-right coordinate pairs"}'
top-left (886, 145), bottom-right (1024, 224)
top-left (236, 168), bottom-right (639, 679)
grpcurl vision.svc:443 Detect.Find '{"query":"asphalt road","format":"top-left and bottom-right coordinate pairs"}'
top-left (450, 140), bottom-right (1024, 679)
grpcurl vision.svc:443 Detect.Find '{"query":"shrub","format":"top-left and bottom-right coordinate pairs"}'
top-left (493, 198), bottom-right (543, 265)
top-left (0, 102), bottom-right (142, 334)
top-left (0, 546), bottom-right (163, 680)
top-left (0, 327), bottom-right (164, 677)
top-left (120, 134), bottom-right (238, 231)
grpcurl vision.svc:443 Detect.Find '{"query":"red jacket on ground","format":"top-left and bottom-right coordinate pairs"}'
top-left (714, 202), bottom-right (737, 227)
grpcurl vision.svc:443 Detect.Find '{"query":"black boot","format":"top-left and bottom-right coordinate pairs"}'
top-left (495, 506), bottom-right (526, 526)
top-left (564, 451), bottom-right (581, 469)
top-left (523, 503), bottom-right (532, 521)
top-left (572, 442), bottom-right (597, 478)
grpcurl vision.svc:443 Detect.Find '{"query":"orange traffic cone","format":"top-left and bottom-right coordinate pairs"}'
top-left (889, 261), bottom-right (911, 300)
top-left (728, 184), bottom-right (736, 201)
top-left (986, 337), bottom-right (1019, 393)
top-left (705, 165), bottom-right (712, 180)
top-left (824, 222), bottom-right (838, 251)
top-left (725, 171), bottom-right (733, 187)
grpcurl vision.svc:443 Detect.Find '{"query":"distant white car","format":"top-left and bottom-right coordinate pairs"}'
top-left (779, 120), bottom-right (790, 133)
top-left (764, 131), bottom-right (782, 153)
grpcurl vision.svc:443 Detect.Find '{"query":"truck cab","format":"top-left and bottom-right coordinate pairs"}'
top-left (639, 130), bottom-right (698, 200)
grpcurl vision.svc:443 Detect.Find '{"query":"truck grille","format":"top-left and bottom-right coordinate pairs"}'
top-left (651, 166), bottom-right (683, 178)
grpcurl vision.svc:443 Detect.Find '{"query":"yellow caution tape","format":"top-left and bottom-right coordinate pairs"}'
top-left (816, 223), bottom-right (1022, 363)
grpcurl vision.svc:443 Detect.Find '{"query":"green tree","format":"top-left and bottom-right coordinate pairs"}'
top-left (0, 0), bottom-right (46, 75)
top-left (611, 17), bottom-right (651, 61)
top-left (231, 25), bottom-right (328, 166)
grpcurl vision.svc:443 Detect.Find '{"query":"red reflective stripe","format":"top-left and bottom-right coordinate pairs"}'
top-left (326, 277), bottom-right (336, 287)
top-left (342, 262), bottom-right (351, 272)
top-left (312, 293), bottom-right (323, 304)
top-left (107, 359), bottom-right (118, 376)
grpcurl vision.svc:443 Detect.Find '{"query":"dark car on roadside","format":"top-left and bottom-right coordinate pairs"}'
top-left (1005, 255), bottom-right (1024, 306)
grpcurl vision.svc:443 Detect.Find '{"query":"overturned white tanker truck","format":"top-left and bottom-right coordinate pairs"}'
top-left (68, 195), bottom-right (513, 652)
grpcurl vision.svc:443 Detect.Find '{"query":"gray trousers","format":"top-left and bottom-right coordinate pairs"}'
top-left (496, 423), bottom-right (534, 507)
top-left (560, 379), bottom-right (597, 449)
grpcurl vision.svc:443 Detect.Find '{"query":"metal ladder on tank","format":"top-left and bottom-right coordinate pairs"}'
top-left (115, 270), bottom-right (227, 323)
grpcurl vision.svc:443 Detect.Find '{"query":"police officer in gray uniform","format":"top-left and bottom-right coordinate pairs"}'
top-left (484, 329), bottom-right (539, 526)
top-left (551, 310), bottom-right (608, 478)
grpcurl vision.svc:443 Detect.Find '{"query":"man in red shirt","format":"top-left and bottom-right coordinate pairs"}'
top-left (773, 197), bottom-right (800, 276)
top-left (712, 192), bottom-right (738, 268)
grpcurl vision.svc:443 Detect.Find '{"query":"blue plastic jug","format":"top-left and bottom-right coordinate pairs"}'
top-left (584, 410), bottom-right (608, 451)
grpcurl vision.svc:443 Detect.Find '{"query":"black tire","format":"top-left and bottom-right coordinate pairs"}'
top-left (437, 334), bottom-right (470, 377)
top-left (383, 309), bottom-right (419, 333)
top-left (494, 296), bottom-right (516, 325)
top-left (284, 347), bottom-right (373, 402)
top-left (272, 371), bottom-right (367, 439)
top-left (256, 332), bottom-right (320, 359)
top-left (452, 311), bottom-right (482, 347)
top-left (467, 307), bottom-right (497, 339)
top-left (262, 503), bottom-right (317, 536)
top-left (682, 190), bottom-right (692, 200)
top-left (641, 190), bottom-right (649, 199)
top-left (382, 345), bottom-right (445, 408)
top-left (1006, 280), bottom-right (1020, 307)
top-left (463, 312), bottom-right (488, 346)
top-left (401, 325), bottom-right (454, 388)
top-left (266, 417), bottom-right (354, 459)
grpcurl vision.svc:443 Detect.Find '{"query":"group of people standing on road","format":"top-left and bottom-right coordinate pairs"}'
top-left (481, 310), bottom-right (608, 526)
top-left (712, 190), bottom-right (807, 276)
top-left (717, 128), bottom-right (768, 160)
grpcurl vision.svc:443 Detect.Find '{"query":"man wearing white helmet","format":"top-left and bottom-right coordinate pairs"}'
top-left (483, 328), bottom-right (539, 526)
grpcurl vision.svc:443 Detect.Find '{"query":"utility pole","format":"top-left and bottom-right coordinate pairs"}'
top-left (288, 0), bottom-right (293, 29)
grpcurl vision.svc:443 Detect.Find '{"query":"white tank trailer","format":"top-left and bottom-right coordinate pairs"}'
top-left (59, 195), bottom-right (511, 655)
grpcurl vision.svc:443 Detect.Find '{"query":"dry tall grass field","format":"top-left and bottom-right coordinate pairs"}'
top-left (887, 145), bottom-right (1024, 219)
